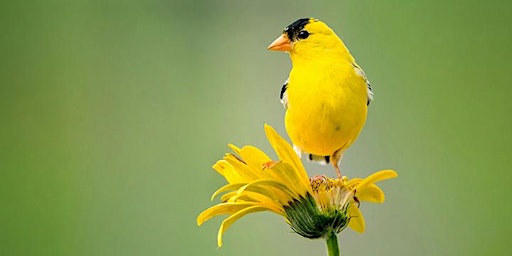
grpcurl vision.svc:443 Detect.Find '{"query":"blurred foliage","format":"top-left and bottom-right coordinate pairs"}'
top-left (1, 0), bottom-right (511, 255)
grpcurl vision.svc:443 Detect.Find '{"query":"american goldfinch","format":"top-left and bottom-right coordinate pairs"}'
top-left (267, 18), bottom-right (373, 177)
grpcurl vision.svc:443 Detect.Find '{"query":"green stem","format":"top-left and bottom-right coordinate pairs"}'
top-left (325, 230), bottom-right (340, 256)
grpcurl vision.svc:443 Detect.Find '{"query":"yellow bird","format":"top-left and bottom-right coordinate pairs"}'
top-left (267, 18), bottom-right (373, 177)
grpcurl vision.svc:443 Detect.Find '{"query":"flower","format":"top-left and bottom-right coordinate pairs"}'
top-left (197, 124), bottom-right (397, 247)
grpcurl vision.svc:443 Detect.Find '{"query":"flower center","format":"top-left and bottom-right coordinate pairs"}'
top-left (283, 176), bottom-right (353, 239)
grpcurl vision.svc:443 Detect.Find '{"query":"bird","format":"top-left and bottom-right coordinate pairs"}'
top-left (267, 18), bottom-right (373, 178)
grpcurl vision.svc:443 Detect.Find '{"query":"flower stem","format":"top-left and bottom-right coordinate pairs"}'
top-left (325, 230), bottom-right (340, 256)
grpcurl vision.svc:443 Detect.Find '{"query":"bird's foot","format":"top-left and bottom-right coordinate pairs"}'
top-left (334, 165), bottom-right (342, 178)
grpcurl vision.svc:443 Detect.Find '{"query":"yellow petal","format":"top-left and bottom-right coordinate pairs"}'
top-left (238, 179), bottom-right (296, 204)
top-left (221, 190), bottom-right (275, 204)
top-left (356, 183), bottom-right (385, 203)
top-left (197, 202), bottom-right (256, 226)
top-left (348, 203), bottom-right (365, 233)
top-left (224, 154), bottom-right (261, 181)
top-left (221, 191), bottom-right (252, 202)
top-left (264, 124), bottom-right (311, 192)
top-left (345, 177), bottom-right (363, 188)
top-left (217, 206), bottom-right (270, 247)
top-left (357, 170), bottom-right (397, 190)
top-left (229, 145), bottom-right (272, 171)
top-left (266, 162), bottom-right (309, 196)
top-left (212, 159), bottom-right (231, 176)
top-left (210, 182), bottom-right (247, 201)
top-left (213, 160), bottom-right (245, 184)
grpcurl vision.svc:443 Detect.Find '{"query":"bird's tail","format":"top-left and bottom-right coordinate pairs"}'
top-left (293, 145), bottom-right (330, 165)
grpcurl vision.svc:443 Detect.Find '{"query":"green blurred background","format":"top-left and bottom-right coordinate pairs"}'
top-left (1, 0), bottom-right (511, 255)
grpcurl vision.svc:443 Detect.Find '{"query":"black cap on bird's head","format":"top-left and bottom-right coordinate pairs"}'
top-left (267, 18), bottom-right (319, 51)
top-left (283, 18), bottom-right (311, 42)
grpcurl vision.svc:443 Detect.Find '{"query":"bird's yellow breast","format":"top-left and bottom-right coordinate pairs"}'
top-left (285, 59), bottom-right (368, 156)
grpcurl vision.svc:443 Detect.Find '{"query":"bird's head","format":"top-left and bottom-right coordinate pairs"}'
top-left (267, 18), bottom-right (344, 58)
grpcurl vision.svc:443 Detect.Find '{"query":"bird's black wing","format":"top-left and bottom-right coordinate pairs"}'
top-left (280, 78), bottom-right (289, 109)
top-left (353, 63), bottom-right (373, 105)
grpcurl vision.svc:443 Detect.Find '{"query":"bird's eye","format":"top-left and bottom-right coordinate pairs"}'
top-left (297, 30), bottom-right (309, 39)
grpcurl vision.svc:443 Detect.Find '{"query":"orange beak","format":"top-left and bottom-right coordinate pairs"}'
top-left (267, 34), bottom-right (291, 51)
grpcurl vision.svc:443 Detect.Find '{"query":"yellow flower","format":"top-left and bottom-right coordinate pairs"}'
top-left (197, 124), bottom-right (397, 247)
